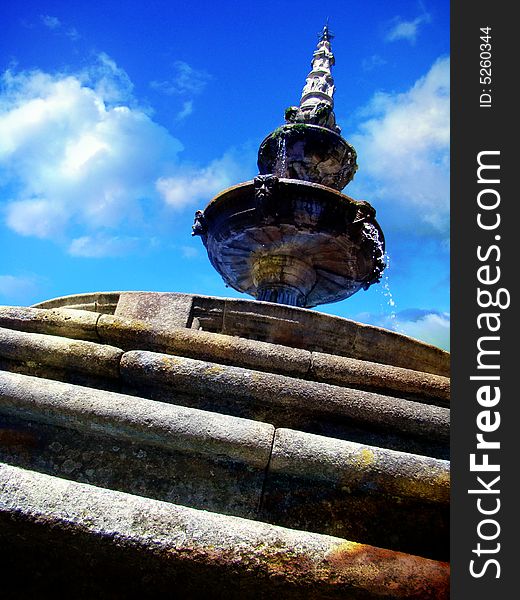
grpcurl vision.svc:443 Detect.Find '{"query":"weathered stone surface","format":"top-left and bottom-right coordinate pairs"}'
top-left (0, 414), bottom-right (265, 519)
top-left (33, 291), bottom-right (120, 314)
top-left (0, 462), bottom-right (450, 599)
top-left (258, 126), bottom-right (357, 189)
top-left (120, 350), bottom-right (449, 444)
top-left (199, 180), bottom-right (384, 307)
top-left (115, 291), bottom-right (194, 328)
top-left (311, 352), bottom-right (450, 405)
top-left (18, 292), bottom-right (450, 377)
top-left (219, 297), bottom-right (450, 376)
top-left (260, 429), bottom-right (449, 560)
top-left (0, 306), bottom-right (101, 341)
top-left (0, 291), bottom-right (450, 580)
top-left (0, 327), bottom-right (122, 380)
top-left (0, 371), bottom-right (274, 469)
top-left (269, 429), bottom-right (450, 503)
top-left (98, 314), bottom-right (311, 377)
top-left (98, 314), bottom-right (446, 403)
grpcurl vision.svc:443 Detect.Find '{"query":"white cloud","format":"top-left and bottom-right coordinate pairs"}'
top-left (0, 274), bottom-right (39, 301)
top-left (41, 15), bottom-right (61, 30)
top-left (39, 14), bottom-right (80, 41)
top-left (6, 198), bottom-right (67, 239)
top-left (151, 61), bottom-right (211, 96)
top-left (68, 234), bottom-right (141, 257)
top-left (180, 245), bottom-right (199, 259)
top-left (0, 62), bottom-right (175, 238)
top-left (397, 311), bottom-right (450, 350)
top-left (386, 13), bottom-right (432, 43)
top-left (0, 58), bottom-right (246, 256)
top-left (350, 57), bottom-right (449, 235)
top-left (66, 27), bottom-right (81, 41)
top-left (362, 55), bottom-right (387, 72)
top-left (356, 309), bottom-right (450, 351)
top-left (150, 61), bottom-right (211, 123)
top-left (176, 100), bottom-right (193, 121)
top-left (156, 152), bottom-right (248, 210)
top-left (83, 53), bottom-right (134, 104)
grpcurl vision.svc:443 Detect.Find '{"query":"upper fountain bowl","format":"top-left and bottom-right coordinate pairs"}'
top-left (257, 124), bottom-right (358, 191)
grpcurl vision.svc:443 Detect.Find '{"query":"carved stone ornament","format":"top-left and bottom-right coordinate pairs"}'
top-left (191, 210), bottom-right (207, 236)
top-left (254, 174), bottom-right (279, 202)
top-left (353, 201), bottom-right (377, 224)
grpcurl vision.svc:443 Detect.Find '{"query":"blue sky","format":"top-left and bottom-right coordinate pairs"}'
top-left (0, 0), bottom-right (450, 349)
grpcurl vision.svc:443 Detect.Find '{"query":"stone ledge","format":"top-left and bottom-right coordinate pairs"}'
top-left (0, 462), bottom-right (450, 599)
top-left (0, 306), bottom-right (101, 341)
top-left (29, 291), bottom-right (450, 376)
top-left (120, 350), bottom-right (449, 443)
top-left (0, 327), bottom-right (122, 380)
top-left (270, 429), bottom-right (449, 503)
top-left (0, 307), bottom-right (449, 403)
top-left (32, 291), bottom-right (120, 314)
top-left (99, 313), bottom-right (312, 379)
top-left (0, 371), bottom-right (274, 469)
top-left (0, 413), bottom-right (266, 520)
top-left (311, 352), bottom-right (449, 405)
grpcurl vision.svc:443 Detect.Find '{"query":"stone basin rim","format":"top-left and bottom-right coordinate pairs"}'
top-left (204, 177), bottom-right (374, 211)
top-left (257, 123), bottom-right (354, 152)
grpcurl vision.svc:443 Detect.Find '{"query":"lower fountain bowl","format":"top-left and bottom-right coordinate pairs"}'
top-left (194, 177), bottom-right (385, 308)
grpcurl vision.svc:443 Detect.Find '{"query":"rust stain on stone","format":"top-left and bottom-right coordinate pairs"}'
top-left (0, 428), bottom-right (39, 448)
top-left (325, 541), bottom-right (449, 599)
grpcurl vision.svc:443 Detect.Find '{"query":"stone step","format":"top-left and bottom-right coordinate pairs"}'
top-left (30, 291), bottom-right (450, 377)
top-left (0, 308), bottom-right (449, 404)
top-left (0, 326), bottom-right (122, 380)
top-left (0, 370), bottom-right (273, 468)
top-left (0, 461), bottom-right (449, 599)
top-left (120, 350), bottom-right (449, 445)
top-left (0, 370), bottom-right (448, 558)
top-left (0, 322), bottom-right (449, 456)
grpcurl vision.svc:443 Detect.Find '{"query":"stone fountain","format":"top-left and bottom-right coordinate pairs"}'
top-left (193, 25), bottom-right (386, 308)
top-left (0, 25), bottom-right (450, 600)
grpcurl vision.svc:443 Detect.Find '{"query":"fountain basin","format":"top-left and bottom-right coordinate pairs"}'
top-left (257, 124), bottom-right (357, 191)
top-left (194, 178), bottom-right (385, 308)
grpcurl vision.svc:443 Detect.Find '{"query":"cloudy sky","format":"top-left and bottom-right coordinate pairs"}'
top-left (0, 0), bottom-right (450, 349)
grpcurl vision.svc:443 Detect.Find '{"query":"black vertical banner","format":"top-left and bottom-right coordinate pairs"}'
top-left (451, 2), bottom-right (515, 598)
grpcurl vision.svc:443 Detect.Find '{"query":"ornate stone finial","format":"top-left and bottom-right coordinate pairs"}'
top-left (283, 25), bottom-right (339, 133)
top-left (318, 24), bottom-right (334, 43)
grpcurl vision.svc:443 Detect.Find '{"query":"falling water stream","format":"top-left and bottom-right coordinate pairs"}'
top-left (362, 223), bottom-right (401, 332)
top-left (274, 136), bottom-right (288, 177)
top-left (380, 253), bottom-right (397, 320)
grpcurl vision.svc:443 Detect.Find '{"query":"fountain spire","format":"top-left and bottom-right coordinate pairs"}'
top-left (299, 25), bottom-right (335, 112)
top-left (284, 23), bottom-right (340, 133)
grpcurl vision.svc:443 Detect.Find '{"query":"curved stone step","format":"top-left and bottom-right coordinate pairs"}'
top-left (0, 370), bottom-right (273, 468)
top-left (0, 326), bottom-right (122, 380)
top-left (120, 350), bottom-right (449, 444)
top-left (0, 461), bottom-right (450, 599)
top-left (0, 306), bottom-right (450, 404)
top-left (0, 370), bottom-right (448, 557)
top-left (30, 291), bottom-right (450, 376)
